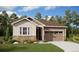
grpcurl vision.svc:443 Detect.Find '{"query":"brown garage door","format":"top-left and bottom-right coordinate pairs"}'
top-left (44, 31), bottom-right (53, 41)
top-left (44, 31), bottom-right (63, 41)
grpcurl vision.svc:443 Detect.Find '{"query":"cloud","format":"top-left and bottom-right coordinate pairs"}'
top-left (18, 6), bottom-right (40, 12)
top-left (44, 6), bottom-right (57, 10)
top-left (7, 11), bottom-right (16, 15)
top-left (0, 6), bottom-right (20, 17)
top-left (0, 11), bottom-right (20, 17)
top-left (0, 6), bottom-right (16, 11)
top-left (6, 11), bottom-right (21, 17)
top-left (0, 11), bottom-right (16, 14)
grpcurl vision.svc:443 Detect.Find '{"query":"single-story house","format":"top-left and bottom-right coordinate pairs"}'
top-left (11, 17), bottom-right (67, 42)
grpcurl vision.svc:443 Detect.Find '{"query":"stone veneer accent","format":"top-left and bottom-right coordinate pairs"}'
top-left (13, 36), bottom-right (36, 43)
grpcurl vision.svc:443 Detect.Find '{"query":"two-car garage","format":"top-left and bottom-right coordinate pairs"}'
top-left (44, 27), bottom-right (66, 41)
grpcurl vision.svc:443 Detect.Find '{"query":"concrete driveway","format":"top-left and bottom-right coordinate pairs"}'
top-left (49, 41), bottom-right (79, 52)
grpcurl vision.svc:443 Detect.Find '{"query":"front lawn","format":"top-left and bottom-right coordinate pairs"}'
top-left (0, 44), bottom-right (64, 52)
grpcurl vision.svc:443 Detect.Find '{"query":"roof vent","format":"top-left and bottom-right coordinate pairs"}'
top-left (27, 17), bottom-right (33, 21)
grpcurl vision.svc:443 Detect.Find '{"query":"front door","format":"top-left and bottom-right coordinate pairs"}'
top-left (36, 27), bottom-right (42, 41)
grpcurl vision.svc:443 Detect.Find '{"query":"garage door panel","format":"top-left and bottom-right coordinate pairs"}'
top-left (44, 31), bottom-right (63, 41)
top-left (44, 32), bottom-right (53, 41)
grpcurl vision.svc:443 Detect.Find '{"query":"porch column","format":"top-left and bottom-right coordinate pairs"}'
top-left (64, 29), bottom-right (66, 40)
top-left (42, 27), bottom-right (44, 41)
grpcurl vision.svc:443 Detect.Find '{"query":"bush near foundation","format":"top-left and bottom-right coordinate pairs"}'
top-left (8, 40), bottom-right (20, 44)
top-left (73, 36), bottom-right (79, 43)
top-left (23, 39), bottom-right (37, 44)
top-left (0, 36), bottom-right (5, 44)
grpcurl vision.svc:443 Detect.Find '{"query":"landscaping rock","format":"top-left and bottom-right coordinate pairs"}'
top-left (33, 42), bottom-right (38, 44)
top-left (13, 42), bottom-right (19, 44)
top-left (24, 42), bottom-right (27, 44)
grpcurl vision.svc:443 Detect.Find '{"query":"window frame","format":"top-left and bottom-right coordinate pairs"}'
top-left (28, 27), bottom-right (29, 35)
top-left (20, 27), bottom-right (30, 35)
top-left (23, 27), bottom-right (27, 35)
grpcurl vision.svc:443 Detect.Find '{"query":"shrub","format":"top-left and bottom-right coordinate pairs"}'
top-left (8, 40), bottom-right (20, 44)
top-left (9, 36), bottom-right (12, 40)
top-left (23, 40), bottom-right (28, 44)
top-left (0, 40), bottom-right (4, 44)
top-left (66, 34), bottom-right (74, 41)
top-left (27, 39), bottom-right (36, 44)
top-left (23, 39), bottom-right (37, 44)
top-left (0, 36), bottom-right (4, 40)
top-left (73, 36), bottom-right (79, 42)
top-left (0, 36), bottom-right (5, 44)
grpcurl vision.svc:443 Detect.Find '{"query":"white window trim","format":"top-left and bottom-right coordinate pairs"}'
top-left (23, 27), bottom-right (27, 35)
top-left (20, 27), bottom-right (30, 36)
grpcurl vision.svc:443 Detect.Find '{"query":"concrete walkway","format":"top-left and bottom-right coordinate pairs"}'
top-left (39, 41), bottom-right (79, 52)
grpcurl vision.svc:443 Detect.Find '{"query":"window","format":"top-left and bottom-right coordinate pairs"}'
top-left (20, 27), bottom-right (22, 35)
top-left (59, 31), bottom-right (62, 33)
top-left (23, 27), bottom-right (27, 35)
top-left (54, 31), bottom-right (58, 34)
top-left (20, 27), bottom-right (30, 35)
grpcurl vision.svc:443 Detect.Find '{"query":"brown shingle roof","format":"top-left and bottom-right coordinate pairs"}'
top-left (33, 20), bottom-right (43, 25)
top-left (11, 17), bottom-right (65, 27)
top-left (37, 20), bottom-right (64, 26)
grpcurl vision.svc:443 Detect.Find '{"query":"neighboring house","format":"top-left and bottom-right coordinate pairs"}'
top-left (11, 17), bottom-right (66, 42)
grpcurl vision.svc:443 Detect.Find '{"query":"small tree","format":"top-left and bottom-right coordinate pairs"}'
top-left (55, 16), bottom-right (62, 23)
top-left (2, 11), bottom-right (10, 41)
top-left (65, 10), bottom-right (72, 38)
top-left (49, 16), bottom-right (55, 21)
top-left (45, 15), bottom-right (48, 20)
top-left (10, 13), bottom-right (18, 19)
top-left (35, 12), bottom-right (42, 20)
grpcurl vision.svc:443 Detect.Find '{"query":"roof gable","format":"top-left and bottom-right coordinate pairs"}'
top-left (11, 17), bottom-right (38, 26)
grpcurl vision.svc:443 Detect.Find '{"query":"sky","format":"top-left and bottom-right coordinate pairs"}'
top-left (0, 6), bottom-right (79, 17)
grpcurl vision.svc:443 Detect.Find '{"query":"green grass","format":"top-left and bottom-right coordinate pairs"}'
top-left (72, 35), bottom-right (79, 43)
top-left (0, 44), bottom-right (64, 52)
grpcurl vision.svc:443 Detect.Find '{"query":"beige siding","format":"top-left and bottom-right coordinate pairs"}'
top-left (13, 20), bottom-right (36, 36)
